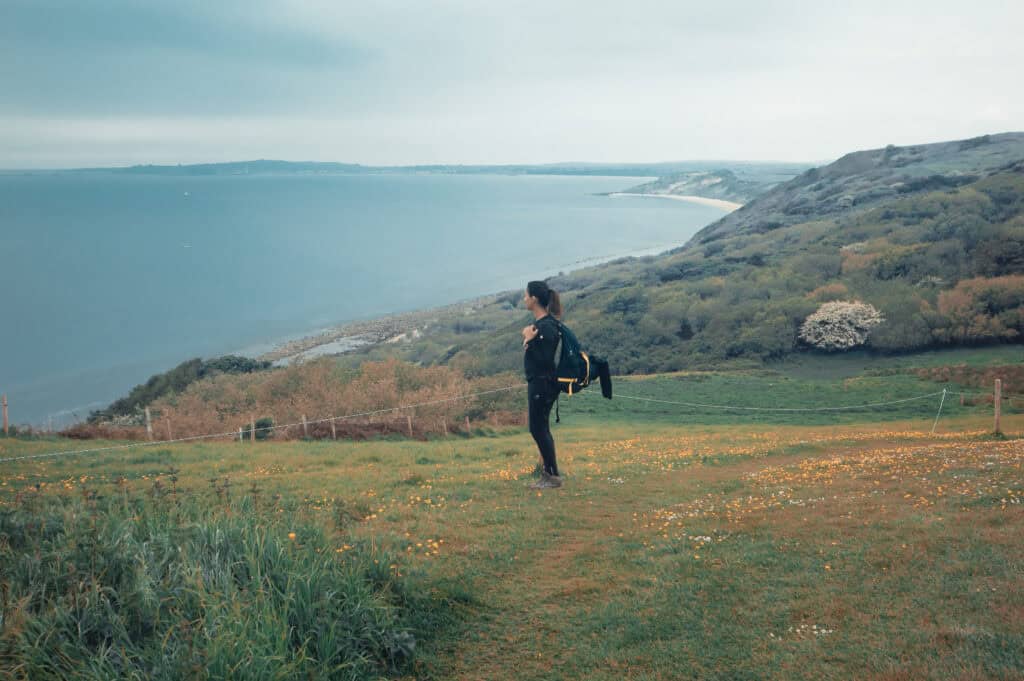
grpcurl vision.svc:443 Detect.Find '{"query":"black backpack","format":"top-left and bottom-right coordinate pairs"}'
top-left (552, 320), bottom-right (612, 422)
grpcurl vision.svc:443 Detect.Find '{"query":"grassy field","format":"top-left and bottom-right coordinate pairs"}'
top-left (2, 362), bottom-right (1023, 679)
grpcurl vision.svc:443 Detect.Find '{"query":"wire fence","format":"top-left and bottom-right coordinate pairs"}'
top-left (3, 380), bottom-right (998, 466)
top-left (0, 384), bottom-right (523, 464)
top-left (595, 390), bottom-right (946, 412)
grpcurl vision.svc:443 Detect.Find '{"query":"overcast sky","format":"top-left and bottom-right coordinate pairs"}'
top-left (2, 0), bottom-right (1021, 168)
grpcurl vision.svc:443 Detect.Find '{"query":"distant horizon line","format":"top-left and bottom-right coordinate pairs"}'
top-left (0, 157), bottom-right (824, 173)
top-left (6, 129), bottom-right (1021, 173)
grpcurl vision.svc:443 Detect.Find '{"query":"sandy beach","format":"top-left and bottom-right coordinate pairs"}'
top-left (608, 192), bottom-right (743, 212)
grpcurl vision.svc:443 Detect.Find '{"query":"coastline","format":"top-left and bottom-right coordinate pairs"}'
top-left (256, 294), bottom-right (499, 365)
top-left (607, 192), bottom-right (743, 212)
top-left (257, 193), bottom-right (739, 366)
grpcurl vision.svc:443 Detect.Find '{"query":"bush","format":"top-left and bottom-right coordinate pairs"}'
top-left (242, 416), bottom-right (275, 440)
top-left (90, 355), bottom-right (272, 424)
top-left (934, 275), bottom-right (1024, 344)
top-left (798, 301), bottom-right (885, 351)
top-left (869, 298), bottom-right (935, 352)
top-left (604, 287), bottom-right (650, 317)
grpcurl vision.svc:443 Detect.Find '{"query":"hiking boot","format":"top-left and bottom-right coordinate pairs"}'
top-left (527, 471), bottom-right (550, 489)
top-left (528, 473), bottom-right (563, 490)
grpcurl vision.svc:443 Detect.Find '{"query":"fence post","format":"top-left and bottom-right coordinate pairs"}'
top-left (995, 379), bottom-right (1002, 435)
top-left (145, 407), bottom-right (154, 441)
top-left (302, 414), bottom-right (308, 439)
top-left (330, 419), bottom-right (337, 440)
top-left (250, 416), bottom-right (256, 443)
top-left (238, 426), bottom-right (243, 443)
top-left (464, 415), bottom-right (471, 433)
top-left (960, 394), bottom-right (965, 407)
top-left (407, 414), bottom-right (414, 438)
top-left (2, 394), bottom-right (7, 436)
top-left (166, 418), bottom-right (173, 441)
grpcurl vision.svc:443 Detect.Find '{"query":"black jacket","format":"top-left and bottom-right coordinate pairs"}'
top-left (523, 314), bottom-right (560, 381)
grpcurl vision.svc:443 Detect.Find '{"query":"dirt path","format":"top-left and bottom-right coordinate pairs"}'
top-left (442, 492), bottom-right (616, 678)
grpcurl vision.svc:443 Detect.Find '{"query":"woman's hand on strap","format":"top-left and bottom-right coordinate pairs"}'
top-left (522, 324), bottom-right (538, 347)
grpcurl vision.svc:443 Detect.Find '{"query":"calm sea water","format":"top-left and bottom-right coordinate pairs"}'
top-left (0, 172), bottom-right (725, 426)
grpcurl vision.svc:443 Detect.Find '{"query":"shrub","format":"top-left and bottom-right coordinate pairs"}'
top-left (89, 355), bottom-right (272, 423)
top-left (806, 282), bottom-right (849, 302)
top-left (934, 275), bottom-right (1024, 344)
top-left (869, 298), bottom-right (935, 352)
top-left (798, 301), bottom-right (885, 351)
top-left (603, 287), bottom-right (650, 317)
top-left (242, 416), bottom-right (275, 440)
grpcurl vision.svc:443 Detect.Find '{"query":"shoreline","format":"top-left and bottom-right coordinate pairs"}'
top-left (256, 294), bottom-right (500, 365)
top-left (607, 192), bottom-right (743, 212)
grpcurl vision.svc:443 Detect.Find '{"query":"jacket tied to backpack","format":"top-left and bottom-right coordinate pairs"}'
top-left (552, 320), bottom-right (612, 422)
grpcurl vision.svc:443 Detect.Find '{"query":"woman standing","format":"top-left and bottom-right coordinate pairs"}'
top-left (521, 280), bottom-right (563, 489)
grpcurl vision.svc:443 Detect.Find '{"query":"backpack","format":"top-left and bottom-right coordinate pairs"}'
top-left (552, 320), bottom-right (612, 422)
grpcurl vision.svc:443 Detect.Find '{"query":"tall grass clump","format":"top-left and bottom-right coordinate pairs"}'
top-left (0, 490), bottom-right (444, 680)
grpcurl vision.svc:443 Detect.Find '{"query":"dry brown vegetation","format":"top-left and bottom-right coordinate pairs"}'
top-left (144, 357), bottom-right (525, 440)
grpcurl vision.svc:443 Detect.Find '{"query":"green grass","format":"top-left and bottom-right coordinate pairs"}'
top-left (2, 362), bottom-right (1023, 679)
top-left (0, 487), bottom-right (454, 680)
top-left (557, 350), bottom-right (1019, 426)
top-left (768, 345), bottom-right (1024, 381)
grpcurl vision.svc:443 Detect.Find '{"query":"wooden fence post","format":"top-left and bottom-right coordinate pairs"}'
top-left (330, 419), bottom-right (337, 440)
top-left (301, 414), bottom-right (309, 439)
top-left (407, 414), bottom-right (414, 438)
top-left (2, 394), bottom-right (7, 436)
top-left (441, 417), bottom-right (448, 437)
top-left (960, 394), bottom-right (965, 407)
top-left (166, 418), bottom-right (173, 441)
top-left (238, 427), bottom-right (243, 443)
top-left (995, 379), bottom-right (1002, 435)
top-left (250, 416), bottom-right (256, 443)
top-left (145, 407), bottom-right (154, 441)
top-left (464, 415), bottom-right (471, 433)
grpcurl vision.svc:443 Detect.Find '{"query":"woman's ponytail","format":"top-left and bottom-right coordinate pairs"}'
top-left (548, 289), bottom-right (562, 319)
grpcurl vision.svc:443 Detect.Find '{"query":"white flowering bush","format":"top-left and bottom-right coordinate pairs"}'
top-left (798, 301), bottom-right (884, 351)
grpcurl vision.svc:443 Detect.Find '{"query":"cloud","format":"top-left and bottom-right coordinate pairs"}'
top-left (1, 0), bottom-right (1022, 167)
top-left (0, 0), bottom-right (372, 116)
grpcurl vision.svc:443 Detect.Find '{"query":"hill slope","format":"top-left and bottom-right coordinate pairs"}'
top-left (328, 132), bottom-right (1024, 377)
top-left (692, 132), bottom-right (1024, 244)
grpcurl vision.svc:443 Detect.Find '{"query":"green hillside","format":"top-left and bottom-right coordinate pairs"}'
top-left (337, 132), bottom-right (1024, 377)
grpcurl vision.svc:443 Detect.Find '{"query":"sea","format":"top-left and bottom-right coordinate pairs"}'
top-left (0, 172), bottom-right (727, 427)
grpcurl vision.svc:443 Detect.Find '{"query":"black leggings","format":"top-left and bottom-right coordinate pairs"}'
top-left (528, 378), bottom-right (559, 476)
